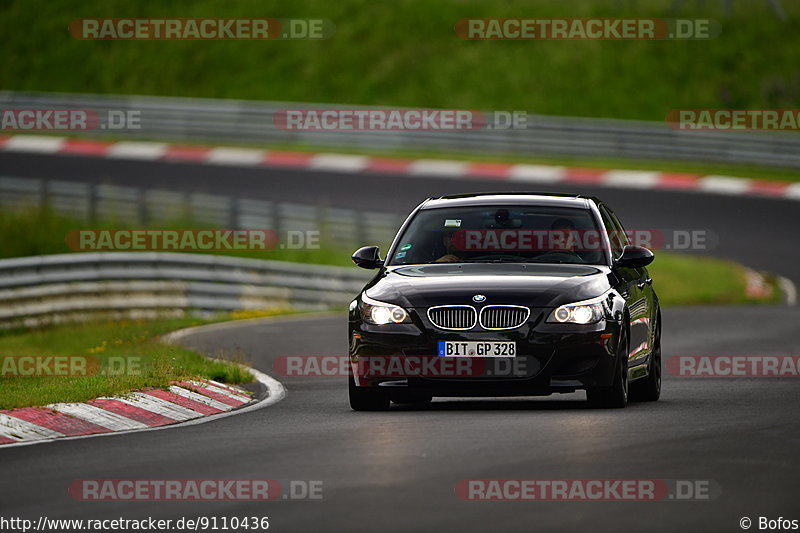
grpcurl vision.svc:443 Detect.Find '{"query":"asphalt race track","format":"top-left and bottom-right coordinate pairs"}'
top-left (1, 152), bottom-right (799, 532)
top-left (2, 309), bottom-right (799, 532)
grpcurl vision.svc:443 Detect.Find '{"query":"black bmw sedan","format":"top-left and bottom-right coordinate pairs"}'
top-left (348, 193), bottom-right (661, 410)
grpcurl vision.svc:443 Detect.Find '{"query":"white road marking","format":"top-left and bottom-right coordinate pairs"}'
top-left (603, 170), bottom-right (661, 188)
top-left (187, 380), bottom-right (251, 403)
top-left (309, 154), bottom-right (369, 172)
top-left (408, 159), bottom-right (468, 177)
top-left (168, 386), bottom-right (233, 411)
top-left (112, 392), bottom-right (202, 421)
top-left (784, 183), bottom-right (800, 200)
top-left (207, 147), bottom-right (266, 166)
top-left (159, 311), bottom-right (340, 344)
top-left (508, 164), bottom-right (566, 183)
top-left (47, 403), bottom-right (149, 431)
top-left (0, 366), bottom-right (284, 449)
top-left (699, 175), bottom-right (752, 195)
top-left (778, 276), bottom-right (798, 306)
top-left (107, 141), bottom-right (168, 160)
top-left (0, 413), bottom-right (64, 441)
top-left (207, 378), bottom-right (245, 392)
top-left (4, 135), bottom-right (66, 153)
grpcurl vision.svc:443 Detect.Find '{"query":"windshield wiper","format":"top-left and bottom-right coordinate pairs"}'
top-left (525, 258), bottom-right (584, 264)
top-left (463, 257), bottom-right (528, 263)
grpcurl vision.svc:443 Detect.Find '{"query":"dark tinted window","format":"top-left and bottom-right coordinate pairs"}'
top-left (387, 205), bottom-right (607, 265)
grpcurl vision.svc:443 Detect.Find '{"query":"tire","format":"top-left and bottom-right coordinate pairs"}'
top-left (630, 314), bottom-right (661, 402)
top-left (348, 375), bottom-right (390, 411)
top-left (587, 328), bottom-right (629, 409)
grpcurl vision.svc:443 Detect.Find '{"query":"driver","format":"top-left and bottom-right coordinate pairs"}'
top-left (550, 218), bottom-right (578, 251)
top-left (545, 218), bottom-right (583, 261)
top-left (435, 230), bottom-right (463, 262)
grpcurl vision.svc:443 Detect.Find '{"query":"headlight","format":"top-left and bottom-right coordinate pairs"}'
top-left (548, 294), bottom-right (609, 325)
top-left (361, 294), bottom-right (411, 325)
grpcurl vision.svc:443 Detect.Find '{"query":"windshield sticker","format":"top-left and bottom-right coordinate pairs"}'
top-left (444, 219), bottom-right (462, 227)
top-left (400, 243), bottom-right (413, 251)
top-left (396, 251), bottom-right (407, 258)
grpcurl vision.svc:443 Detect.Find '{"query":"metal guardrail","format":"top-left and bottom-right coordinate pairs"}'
top-left (0, 175), bottom-right (403, 249)
top-left (0, 252), bottom-right (373, 329)
top-left (2, 91), bottom-right (799, 169)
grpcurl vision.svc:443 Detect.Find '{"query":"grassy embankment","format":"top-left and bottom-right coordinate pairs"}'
top-left (1, 0), bottom-right (799, 179)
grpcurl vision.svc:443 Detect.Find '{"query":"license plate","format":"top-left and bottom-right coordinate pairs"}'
top-left (438, 341), bottom-right (516, 357)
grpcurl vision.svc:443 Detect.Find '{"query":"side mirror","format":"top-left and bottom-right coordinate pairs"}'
top-left (615, 245), bottom-right (654, 268)
top-left (352, 246), bottom-right (383, 269)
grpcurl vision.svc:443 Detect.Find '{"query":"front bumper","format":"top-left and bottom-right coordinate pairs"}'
top-left (349, 308), bottom-right (623, 396)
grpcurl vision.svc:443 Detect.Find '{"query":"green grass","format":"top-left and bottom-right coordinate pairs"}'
top-left (648, 253), bottom-right (781, 306)
top-left (1, 0), bottom-right (799, 123)
top-left (0, 317), bottom-right (258, 410)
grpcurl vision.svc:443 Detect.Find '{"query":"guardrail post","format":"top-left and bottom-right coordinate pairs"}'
top-left (271, 202), bottom-right (281, 245)
top-left (137, 188), bottom-right (147, 225)
top-left (88, 183), bottom-right (98, 223)
top-left (230, 198), bottom-right (240, 229)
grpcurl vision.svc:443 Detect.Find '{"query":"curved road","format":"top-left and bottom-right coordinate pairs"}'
top-left (1, 152), bottom-right (799, 532)
top-left (2, 310), bottom-right (799, 532)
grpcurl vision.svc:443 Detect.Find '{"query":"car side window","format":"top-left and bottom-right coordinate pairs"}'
top-left (605, 205), bottom-right (630, 248)
top-left (599, 205), bottom-right (626, 259)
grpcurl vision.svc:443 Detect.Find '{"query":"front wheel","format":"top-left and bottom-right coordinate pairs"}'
top-left (348, 375), bottom-right (390, 411)
top-left (630, 315), bottom-right (661, 402)
top-left (587, 329), bottom-right (629, 409)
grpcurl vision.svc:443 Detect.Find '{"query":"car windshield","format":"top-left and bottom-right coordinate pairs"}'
top-left (387, 205), bottom-right (607, 265)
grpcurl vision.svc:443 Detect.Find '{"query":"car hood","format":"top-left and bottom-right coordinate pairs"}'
top-left (365, 263), bottom-right (613, 308)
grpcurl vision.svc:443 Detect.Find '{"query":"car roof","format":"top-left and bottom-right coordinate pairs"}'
top-left (420, 192), bottom-right (596, 210)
